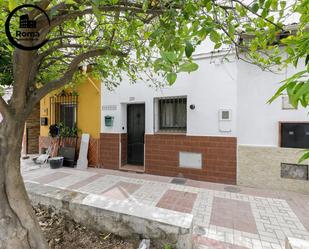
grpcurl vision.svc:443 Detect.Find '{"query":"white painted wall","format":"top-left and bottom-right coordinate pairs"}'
top-left (101, 52), bottom-right (308, 146)
top-left (101, 56), bottom-right (238, 136)
top-left (237, 60), bottom-right (308, 146)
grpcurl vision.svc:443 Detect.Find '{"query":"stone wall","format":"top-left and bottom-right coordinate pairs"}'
top-left (238, 145), bottom-right (309, 194)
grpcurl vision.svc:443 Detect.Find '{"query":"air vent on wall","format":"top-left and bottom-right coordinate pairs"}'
top-left (102, 105), bottom-right (117, 111)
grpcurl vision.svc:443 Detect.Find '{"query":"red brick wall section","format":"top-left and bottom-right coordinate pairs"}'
top-left (88, 138), bottom-right (100, 166)
top-left (39, 136), bottom-right (57, 153)
top-left (145, 134), bottom-right (237, 184)
top-left (120, 133), bottom-right (127, 166)
top-left (100, 133), bottom-right (120, 169)
top-left (25, 103), bottom-right (40, 154)
top-left (39, 136), bottom-right (100, 167)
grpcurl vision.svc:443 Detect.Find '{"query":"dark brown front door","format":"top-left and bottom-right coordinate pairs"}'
top-left (127, 104), bottom-right (145, 165)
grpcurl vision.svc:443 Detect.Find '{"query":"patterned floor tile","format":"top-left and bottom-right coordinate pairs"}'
top-left (210, 197), bottom-right (258, 234)
top-left (194, 236), bottom-right (250, 249)
top-left (32, 172), bottom-right (71, 184)
top-left (101, 181), bottom-right (142, 200)
top-left (67, 173), bottom-right (103, 190)
top-left (156, 189), bottom-right (197, 213)
top-left (21, 160), bottom-right (309, 249)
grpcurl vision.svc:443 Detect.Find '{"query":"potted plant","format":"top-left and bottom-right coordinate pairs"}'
top-left (57, 123), bottom-right (81, 167)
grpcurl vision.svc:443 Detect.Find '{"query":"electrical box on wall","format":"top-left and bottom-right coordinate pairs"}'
top-left (104, 115), bottom-right (114, 127)
top-left (282, 95), bottom-right (297, 110)
top-left (280, 122), bottom-right (309, 148)
top-left (40, 117), bottom-right (48, 126)
top-left (219, 109), bottom-right (232, 121)
top-left (218, 109), bottom-right (232, 132)
top-left (179, 152), bottom-right (202, 169)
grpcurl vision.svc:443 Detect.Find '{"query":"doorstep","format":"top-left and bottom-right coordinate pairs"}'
top-left (120, 164), bottom-right (145, 173)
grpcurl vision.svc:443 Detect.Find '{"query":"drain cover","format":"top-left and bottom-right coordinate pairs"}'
top-left (224, 186), bottom-right (241, 193)
top-left (171, 177), bottom-right (187, 185)
top-left (193, 226), bottom-right (206, 236)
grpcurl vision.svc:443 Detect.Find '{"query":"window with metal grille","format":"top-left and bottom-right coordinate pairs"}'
top-left (159, 97), bottom-right (187, 132)
top-left (50, 92), bottom-right (78, 129)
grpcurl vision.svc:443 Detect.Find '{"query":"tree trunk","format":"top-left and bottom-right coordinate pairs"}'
top-left (0, 118), bottom-right (49, 249)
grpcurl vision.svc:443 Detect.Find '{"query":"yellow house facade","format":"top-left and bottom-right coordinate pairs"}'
top-left (39, 76), bottom-right (101, 166)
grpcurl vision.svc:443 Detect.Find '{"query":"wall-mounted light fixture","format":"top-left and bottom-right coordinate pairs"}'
top-left (189, 104), bottom-right (195, 110)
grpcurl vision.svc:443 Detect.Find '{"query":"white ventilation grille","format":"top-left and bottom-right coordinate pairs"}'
top-left (102, 105), bottom-right (117, 111)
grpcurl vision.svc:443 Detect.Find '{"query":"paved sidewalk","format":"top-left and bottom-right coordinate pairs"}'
top-left (21, 159), bottom-right (309, 249)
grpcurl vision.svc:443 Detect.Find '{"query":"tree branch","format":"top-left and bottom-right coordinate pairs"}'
top-left (30, 46), bottom-right (127, 103)
top-left (47, 35), bottom-right (83, 43)
top-left (47, 4), bottom-right (164, 30)
top-left (231, 0), bottom-right (284, 30)
top-left (36, 44), bottom-right (91, 64)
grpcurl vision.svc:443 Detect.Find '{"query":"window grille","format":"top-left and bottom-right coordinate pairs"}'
top-left (159, 97), bottom-right (187, 132)
top-left (50, 92), bottom-right (78, 129)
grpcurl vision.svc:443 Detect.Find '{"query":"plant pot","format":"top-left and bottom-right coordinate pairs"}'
top-left (49, 157), bottom-right (64, 169)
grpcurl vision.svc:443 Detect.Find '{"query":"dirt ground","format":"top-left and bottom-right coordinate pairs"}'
top-left (34, 205), bottom-right (141, 249)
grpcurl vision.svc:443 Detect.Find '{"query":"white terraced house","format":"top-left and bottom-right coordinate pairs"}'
top-left (100, 30), bottom-right (309, 194)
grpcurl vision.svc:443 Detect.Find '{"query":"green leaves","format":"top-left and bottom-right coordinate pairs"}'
top-left (251, 3), bottom-right (260, 13)
top-left (270, 0), bottom-right (278, 10)
top-left (279, 1), bottom-right (286, 9)
top-left (236, 4), bottom-right (247, 17)
top-left (185, 41), bottom-right (194, 58)
top-left (298, 150), bottom-right (309, 163)
top-left (163, 245), bottom-right (172, 249)
top-left (178, 62), bottom-right (199, 73)
top-left (154, 58), bottom-right (172, 72)
top-left (167, 72), bottom-right (177, 85)
top-left (154, 47), bottom-right (199, 85)
top-left (142, 0), bottom-right (149, 12)
top-left (0, 0), bottom-right (305, 101)
top-left (261, 0), bottom-right (272, 17)
top-left (209, 31), bottom-right (221, 43)
top-left (160, 51), bottom-right (178, 64)
top-left (64, 0), bottom-right (76, 4)
top-left (8, 0), bottom-right (18, 11)
top-left (268, 71), bottom-right (309, 108)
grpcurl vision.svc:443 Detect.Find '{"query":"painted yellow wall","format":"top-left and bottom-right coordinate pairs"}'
top-left (40, 90), bottom-right (55, 137)
top-left (40, 77), bottom-right (101, 139)
top-left (76, 77), bottom-right (101, 138)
